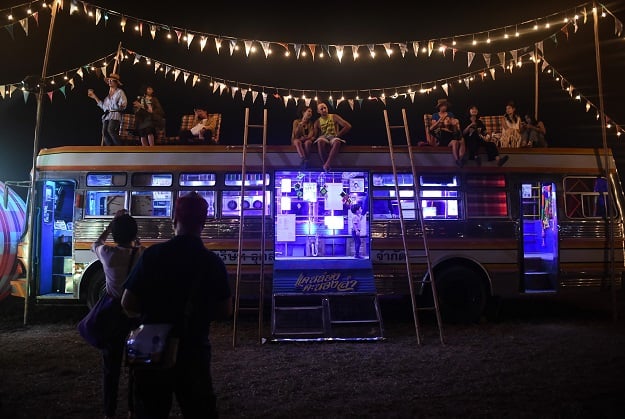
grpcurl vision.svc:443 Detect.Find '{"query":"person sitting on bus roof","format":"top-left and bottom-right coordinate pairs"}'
top-left (292, 106), bottom-right (315, 169)
top-left (429, 99), bottom-right (466, 167)
top-left (520, 114), bottom-right (547, 148)
top-left (462, 105), bottom-right (509, 167)
top-left (313, 102), bottom-right (352, 172)
top-left (179, 106), bottom-right (218, 145)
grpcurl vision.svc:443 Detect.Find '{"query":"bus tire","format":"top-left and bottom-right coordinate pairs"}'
top-left (435, 265), bottom-right (486, 324)
top-left (86, 269), bottom-right (106, 309)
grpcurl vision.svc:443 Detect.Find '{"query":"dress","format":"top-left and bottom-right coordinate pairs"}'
top-left (134, 95), bottom-right (165, 137)
top-left (97, 88), bottom-right (127, 146)
top-left (91, 240), bottom-right (144, 417)
top-left (500, 114), bottom-right (522, 148)
top-left (124, 234), bottom-right (231, 419)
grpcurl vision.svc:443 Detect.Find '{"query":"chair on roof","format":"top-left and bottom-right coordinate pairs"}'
top-left (159, 113), bottom-right (222, 145)
top-left (118, 113), bottom-right (166, 145)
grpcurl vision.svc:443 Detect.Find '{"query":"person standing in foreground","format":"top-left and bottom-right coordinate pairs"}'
top-left (87, 73), bottom-right (128, 146)
top-left (91, 209), bottom-right (144, 419)
top-left (314, 102), bottom-right (352, 172)
top-left (121, 192), bottom-right (232, 419)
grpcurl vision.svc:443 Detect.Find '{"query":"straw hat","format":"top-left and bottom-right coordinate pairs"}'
top-left (104, 73), bottom-right (123, 85)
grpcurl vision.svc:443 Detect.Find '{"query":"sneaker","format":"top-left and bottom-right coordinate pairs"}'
top-left (497, 155), bottom-right (509, 167)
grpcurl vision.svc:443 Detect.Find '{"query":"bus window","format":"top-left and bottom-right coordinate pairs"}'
top-left (178, 190), bottom-right (216, 217)
top-left (564, 176), bottom-right (616, 219)
top-left (131, 191), bottom-right (172, 217)
top-left (419, 175), bottom-right (460, 220)
top-left (465, 174), bottom-right (508, 218)
top-left (86, 173), bottom-right (127, 187)
top-left (179, 173), bottom-right (216, 187)
top-left (224, 173), bottom-right (270, 187)
top-left (222, 190), bottom-right (271, 217)
top-left (85, 191), bottom-right (126, 217)
top-left (132, 173), bottom-right (173, 187)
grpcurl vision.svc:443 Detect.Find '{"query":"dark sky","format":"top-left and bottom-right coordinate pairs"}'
top-left (1, 0), bottom-right (625, 190)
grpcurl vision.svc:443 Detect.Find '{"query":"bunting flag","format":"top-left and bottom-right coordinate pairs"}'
top-left (498, 52), bottom-right (506, 70)
top-left (47, 91), bottom-right (54, 102)
top-left (95, 9), bottom-right (102, 25)
top-left (76, 68), bottom-right (84, 79)
top-left (199, 36), bottom-right (208, 51)
top-left (261, 92), bottom-right (267, 105)
top-left (260, 41), bottom-right (270, 58)
top-left (379, 96), bottom-right (386, 106)
top-left (490, 67), bottom-right (496, 80)
top-left (68, 79), bottom-right (74, 90)
top-left (19, 17), bottom-right (28, 35)
top-left (183, 71), bottom-right (190, 84)
top-left (240, 88), bottom-right (248, 100)
top-left (322, 44), bottom-right (330, 57)
top-left (327, 97), bottom-right (334, 108)
top-left (483, 53), bottom-right (491, 67)
top-left (154, 61), bottom-right (161, 73)
top-left (398, 43), bottom-right (407, 58)
top-left (351, 45), bottom-right (359, 61)
top-left (164, 65), bottom-right (171, 77)
top-left (308, 44), bottom-right (316, 61)
top-left (357, 98), bottom-right (363, 108)
top-left (245, 40), bottom-right (253, 57)
top-left (616, 18), bottom-right (623, 36)
top-left (441, 83), bottom-right (449, 96)
top-left (229, 39), bottom-right (236, 56)
top-left (175, 30), bottom-right (182, 43)
top-left (511, 49), bottom-right (518, 63)
top-left (138, 22), bottom-right (143, 37)
top-left (412, 41), bottom-right (419, 57)
top-left (383, 43), bottom-right (391, 57)
top-left (172, 69), bottom-right (180, 82)
top-left (305, 97), bottom-right (311, 107)
top-left (0, 86), bottom-right (4, 99)
top-left (409, 91), bottom-right (415, 103)
top-left (212, 81), bottom-right (219, 93)
top-left (586, 101), bottom-right (591, 112)
top-left (9, 85), bottom-right (17, 97)
top-left (150, 24), bottom-right (156, 40)
top-left (452, 48), bottom-right (457, 61)
top-left (427, 41), bottom-right (434, 56)
top-left (282, 95), bottom-right (289, 107)
top-left (367, 44), bottom-right (374, 58)
top-left (467, 52), bottom-right (475, 67)
top-left (232, 88), bottom-right (238, 100)
top-left (215, 38), bottom-right (223, 54)
top-left (219, 82), bottom-right (226, 95)
top-left (186, 33), bottom-right (194, 49)
top-left (23, 90), bottom-right (30, 103)
top-left (120, 16), bottom-right (126, 32)
top-left (336, 97), bottom-right (344, 108)
top-left (335, 45), bottom-right (344, 63)
top-left (464, 78), bottom-right (470, 89)
top-left (33, 11), bottom-right (39, 26)
top-left (583, 7), bottom-right (587, 24)
top-left (252, 91), bottom-right (259, 103)
top-left (294, 43), bottom-right (302, 59)
top-left (348, 98), bottom-right (354, 110)
top-left (561, 24), bottom-right (569, 39)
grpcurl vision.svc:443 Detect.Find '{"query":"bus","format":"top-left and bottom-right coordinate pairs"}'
top-left (12, 144), bottom-right (624, 322)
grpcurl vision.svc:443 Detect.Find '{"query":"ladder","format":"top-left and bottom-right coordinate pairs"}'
top-left (383, 108), bottom-right (444, 345)
top-left (232, 107), bottom-right (269, 347)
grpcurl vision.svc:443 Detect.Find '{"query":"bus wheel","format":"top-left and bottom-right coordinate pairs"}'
top-left (435, 265), bottom-right (486, 324)
top-left (86, 269), bottom-right (106, 309)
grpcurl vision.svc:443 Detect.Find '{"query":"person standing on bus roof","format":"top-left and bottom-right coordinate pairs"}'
top-left (91, 209), bottom-right (144, 419)
top-left (87, 73), bottom-right (128, 146)
top-left (133, 85), bottom-right (165, 146)
top-left (314, 102), bottom-right (352, 172)
top-left (121, 192), bottom-right (232, 418)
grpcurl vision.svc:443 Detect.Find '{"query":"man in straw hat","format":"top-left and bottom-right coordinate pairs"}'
top-left (429, 98), bottom-right (465, 167)
top-left (88, 73), bottom-right (128, 146)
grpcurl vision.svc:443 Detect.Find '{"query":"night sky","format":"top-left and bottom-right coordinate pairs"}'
top-left (1, 0), bottom-right (625, 195)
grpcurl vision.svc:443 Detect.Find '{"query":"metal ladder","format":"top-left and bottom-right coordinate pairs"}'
top-left (383, 108), bottom-right (444, 345)
top-left (232, 107), bottom-right (269, 347)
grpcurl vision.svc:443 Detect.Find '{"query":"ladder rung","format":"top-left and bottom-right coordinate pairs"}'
top-left (330, 319), bottom-right (381, 324)
top-left (388, 125), bottom-right (406, 129)
top-left (416, 306), bottom-right (437, 311)
top-left (274, 306), bottom-right (324, 311)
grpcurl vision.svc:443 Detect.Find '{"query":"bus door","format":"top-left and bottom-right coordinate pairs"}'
top-left (36, 180), bottom-right (76, 298)
top-left (520, 181), bottom-right (558, 292)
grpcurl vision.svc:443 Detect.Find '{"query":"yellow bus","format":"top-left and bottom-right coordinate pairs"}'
top-left (12, 144), bottom-right (624, 322)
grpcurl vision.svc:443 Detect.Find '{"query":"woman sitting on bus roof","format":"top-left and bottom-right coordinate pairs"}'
top-left (292, 106), bottom-right (315, 169)
top-left (179, 106), bottom-right (219, 145)
top-left (500, 101), bottom-right (523, 148)
top-left (462, 105), bottom-right (509, 167)
top-left (520, 114), bottom-right (547, 147)
top-left (429, 99), bottom-right (466, 167)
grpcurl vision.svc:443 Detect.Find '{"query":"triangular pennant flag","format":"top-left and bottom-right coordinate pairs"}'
top-left (186, 33), bottom-right (194, 49)
top-left (95, 9), bottom-right (102, 25)
top-left (283, 96), bottom-right (290, 107)
top-left (33, 11), bottom-right (39, 26)
top-left (240, 88), bottom-right (248, 100)
top-left (537, 41), bottom-right (544, 55)
top-left (541, 59), bottom-right (549, 72)
top-left (76, 68), bottom-right (84, 79)
top-left (379, 96), bottom-right (386, 106)
top-left (164, 65), bottom-right (171, 77)
top-left (337, 97), bottom-right (344, 108)
top-left (348, 98), bottom-right (354, 110)
top-left (150, 25), bottom-right (156, 40)
top-left (498, 52), bottom-right (506, 70)
top-left (47, 91), bottom-right (54, 102)
top-left (183, 72), bottom-right (190, 83)
top-left (83, 2), bottom-right (89, 14)
top-left (322, 44), bottom-right (330, 57)
top-left (23, 90), bottom-right (29, 104)
top-left (0, 85), bottom-right (5, 99)
top-left (616, 18), bottom-right (623, 37)
top-left (452, 48), bottom-right (457, 61)
top-left (305, 97), bottom-right (311, 107)
top-left (427, 40), bottom-right (434, 56)
top-left (100, 65), bottom-right (107, 77)
top-left (467, 51), bottom-right (475, 67)
top-left (441, 83), bottom-right (449, 96)
top-left (366, 44), bottom-right (375, 58)
top-left (212, 82), bottom-right (219, 93)
top-left (173, 69), bottom-right (180, 82)
top-left (133, 55), bottom-right (141, 65)
top-left (5, 24), bottom-right (14, 40)
top-left (357, 98), bottom-right (363, 108)
top-left (154, 61), bottom-right (161, 73)
top-left (583, 7), bottom-right (587, 24)
top-left (175, 30), bottom-right (182, 43)
top-left (215, 38), bottom-right (223, 53)
top-left (232, 88), bottom-right (238, 100)
top-left (308, 44), bottom-right (316, 61)
top-left (464, 78), bottom-right (470, 90)
top-left (277, 42), bottom-right (289, 53)
top-left (335, 45), bottom-right (344, 62)
top-left (351, 45), bottom-right (359, 61)
top-left (245, 40), bottom-right (253, 56)
top-left (120, 16), bottom-right (126, 32)
top-left (229, 39), bottom-right (237, 56)
top-left (327, 97), bottom-right (334, 108)
top-left (252, 91), bottom-right (259, 103)
top-left (200, 36), bottom-right (208, 52)
top-left (586, 101), bottom-right (591, 112)
top-left (260, 41), bottom-right (270, 58)
top-left (219, 83), bottom-right (227, 95)
top-left (511, 49), bottom-right (518, 63)
top-left (440, 45), bottom-right (447, 56)
top-left (192, 75), bottom-right (200, 87)
top-left (138, 22), bottom-right (143, 37)
top-left (67, 78), bottom-right (75, 89)
top-left (551, 33), bottom-right (558, 46)
top-left (412, 41), bottom-right (419, 57)
top-left (490, 68), bottom-right (496, 80)
top-left (483, 53), bottom-right (491, 67)
top-left (19, 17), bottom-right (28, 35)
top-left (9, 85), bottom-right (17, 97)
top-left (561, 24), bottom-right (569, 40)
top-left (574, 20), bottom-right (578, 33)
top-left (569, 84), bottom-right (574, 97)
top-left (294, 43), bottom-right (302, 59)
top-left (383, 43), bottom-right (392, 57)
top-left (261, 92), bottom-right (267, 105)
top-left (409, 91), bottom-right (415, 103)
top-left (398, 43), bottom-right (407, 57)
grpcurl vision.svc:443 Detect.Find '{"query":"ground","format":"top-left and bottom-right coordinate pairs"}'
top-left (1, 293), bottom-right (624, 419)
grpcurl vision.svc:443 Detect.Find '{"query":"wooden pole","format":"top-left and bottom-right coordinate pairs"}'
top-left (24, 0), bottom-right (59, 325)
top-left (534, 44), bottom-right (539, 120)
